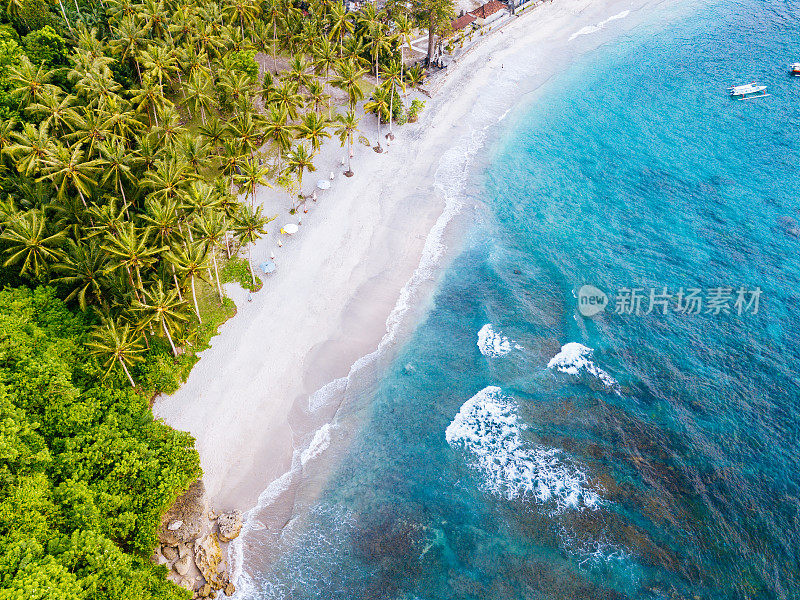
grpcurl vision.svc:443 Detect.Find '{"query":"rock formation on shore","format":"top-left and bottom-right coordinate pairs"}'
top-left (153, 480), bottom-right (244, 598)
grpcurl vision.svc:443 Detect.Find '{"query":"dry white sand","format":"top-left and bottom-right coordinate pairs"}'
top-left (154, 0), bottom-right (675, 513)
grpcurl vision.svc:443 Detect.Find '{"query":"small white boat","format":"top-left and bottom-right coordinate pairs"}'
top-left (791, 63), bottom-right (800, 76)
top-left (728, 82), bottom-right (769, 99)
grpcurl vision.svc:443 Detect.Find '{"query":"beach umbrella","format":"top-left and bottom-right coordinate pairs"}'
top-left (282, 223), bottom-right (299, 235)
top-left (316, 179), bottom-right (331, 190)
top-left (259, 260), bottom-right (276, 274)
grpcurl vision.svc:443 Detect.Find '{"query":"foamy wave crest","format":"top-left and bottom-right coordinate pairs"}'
top-left (301, 423), bottom-right (332, 466)
top-left (477, 324), bottom-right (515, 357)
top-left (446, 387), bottom-right (601, 510)
top-left (548, 343), bottom-right (619, 390)
top-left (569, 10), bottom-right (630, 41)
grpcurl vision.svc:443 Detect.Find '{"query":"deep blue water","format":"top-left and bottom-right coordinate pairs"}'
top-left (243, 1), bottom-right (800, 597)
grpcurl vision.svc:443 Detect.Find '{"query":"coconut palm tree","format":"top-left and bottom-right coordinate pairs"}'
top-left (305, 79), bottom-right (331, 116)
top-left (295, 112), bottom-right (332, 152)
top-left (0, 209), bottom-right (65, 281)
top-left (271, 80), bottom-right (304, 120)
top-left (168, 241), bottom-right (209, 322)
top-left (262, 0), bottom-right (283, 72)
top-left (382, 59), bottom-right (405, 139)
top-left (193, 210), bottom-right (228, 300)
top-left (232, 204), bottom-right (275, 288)
top-left (6, 57), bottom-right (58, 108)
top-left (364, 85), bottom-right (390, 152)
top-left (87, 317), bottom-right (145, 387)
top-left (52, 239), bottom-right (109, 311)
top-left (182, 70), bottom-right (215, 125)
top-left (3, 122), bottom-right (52, 178)
top-left (327, 2), bottom-right (353, 57)
top-left (102, 222), bottom-right (165, 299)
top-left (234, 156), bottom-right (271, 207)
top-left (39, 143), bottom-right (101, 208)
top-left (135, 280), bottom-right (189, 356)
top-left (25, 89), bottom-right (75, 137)
top-left (334, 110), bottom-right (360, 177)
top-left (263, 106), bottom-right (294, 154)
top-left (331, 59), bottom-right (367, 111)
top-left (283, 144), bottom-right (316, 207)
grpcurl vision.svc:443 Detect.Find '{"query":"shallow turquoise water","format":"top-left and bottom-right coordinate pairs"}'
top-left (244, 1), bottom-right (800, 597)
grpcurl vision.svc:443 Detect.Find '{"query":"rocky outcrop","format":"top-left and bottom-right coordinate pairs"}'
top-left (193, 533), bottom-right (225, 589)
top-left (217, 511), bottom-right (243, 543)
top-left (154, 479), bottom-right (240, 597)
top-left (162, 545), bottom-right (179, 561)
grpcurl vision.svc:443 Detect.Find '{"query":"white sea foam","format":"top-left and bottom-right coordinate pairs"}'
top-left (446, 387), bottom-right (601, 511)
top-left (300, 423), bottom-right (332, 466)
top-left (547, 343), bottom-right (619, 390)
top-left (477, 324), bottom-right (514, 357)
top-left (569, 10), bottom-right (631, 41)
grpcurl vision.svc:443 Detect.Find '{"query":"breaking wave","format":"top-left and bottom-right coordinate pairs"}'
top-left (445, 386), bottom-right (601, 511)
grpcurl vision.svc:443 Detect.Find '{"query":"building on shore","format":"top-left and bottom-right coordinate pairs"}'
top-left (468, 0), bottom-right (508, 26)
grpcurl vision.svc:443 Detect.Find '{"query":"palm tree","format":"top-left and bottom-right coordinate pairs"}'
top-left (52, 239), bottom-right (109, 311)
top-left (87, 317), bottom-right (145, 388)
top-left (130, 76), bottom-right (171, 127)
top-left (0, 209), bottom-right (65, 281)
top-left (98, 139), bottom-right (134, 207)
top-left (364, 85), bottom-right (390, 153)
top-left (193, 210), bottom-right (227, 300)
top-left (40, 143), bottom-right (101, 208)
top-left (182, 70), bottom-right (215, 125)
top-left (168, 242), bottom-right (209, 322)
top-left (227, 113), bottom-right (261, 159)
top-left (109, 16), bottom-right (146, 83)
top-left (262, 0), bottom-right (283, 72)
top-left (102, 222), bottom-right (165, 300)
top-left (283, 144), bottom-right (316, 207)
top-left (198, 117), bottom-right (229, 154)
top-left (334, 110), bottom-right (360, 177)
top-left (295, 112), bottom-right (332, 152)
top-left (271, 80), bottom-right (305, 120)
top-left (232, 204), bottom-right (275, 288)
top-left (25, 89), bottom-right (75, 136)
top-left (143, 158), bottom-right (189, 203)
top-left (6, 57), bottom-right (58, 108)
top-left (383, 59), bottom-right (405, 139)
top-left (313, 36), bottom-right (338, 85)
top-left (135, 280), bottom-right (189, 356)
top-left (3, 122), bottom-right (52, 178)
top-left (234, 156), bottom-right (271, 207)
top-left (327, 2), bottom-right (353, 57)
top-left (263, 106), bottom-right (294, 154)
top-left (305, 79), bottom-right (331, 116)
top-left (331, 59), bottom-right (367, 111)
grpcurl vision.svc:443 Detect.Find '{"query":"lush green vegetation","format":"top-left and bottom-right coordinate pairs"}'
top-left (0, 0), bottom-right (455, 594)
top-left (0, 286), bottom-right (199, 600)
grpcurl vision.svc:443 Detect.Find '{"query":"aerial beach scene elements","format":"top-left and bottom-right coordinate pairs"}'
top-left (0, 0), bottom-right (798, 598)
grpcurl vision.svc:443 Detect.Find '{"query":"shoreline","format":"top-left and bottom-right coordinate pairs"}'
top-left (153, 0), bottom-right (677, 557)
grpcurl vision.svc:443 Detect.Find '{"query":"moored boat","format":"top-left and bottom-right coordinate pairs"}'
top-left (728, 82), bottom-right (769, 99)
top-left (791, 63), bottom-right (800, 76)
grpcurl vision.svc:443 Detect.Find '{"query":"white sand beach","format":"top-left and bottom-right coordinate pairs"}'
top-left (154, 0), bottom-right (671, 515)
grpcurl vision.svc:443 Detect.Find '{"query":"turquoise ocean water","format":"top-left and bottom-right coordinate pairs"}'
top-left (239, 0), bottom-right (800, 597)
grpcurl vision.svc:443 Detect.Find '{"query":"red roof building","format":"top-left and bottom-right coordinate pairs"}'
top-left (469, 0), bottom-right (507, 22)
top-left (452, 13), bottom-right (477, 30)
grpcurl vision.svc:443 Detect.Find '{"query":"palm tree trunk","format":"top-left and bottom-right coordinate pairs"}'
top-left (247, 245), bottom-right (256, 287)
top-left (58, 0), bottom-right (71, 31)
top-left (347, 136), bottom-right (353, 173)
top-left (388, 86), bottom-right (394, 137)
top-left (211, 251), bottom-right (223, 300)
top-left (162, 317), bottom-right (178, 356)
top-left (119, 357), bottom-right (136, 388)
top-left (171, 264), bottom-right (183, 301)
top-left (190, 275), bottom-right (202, 322)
